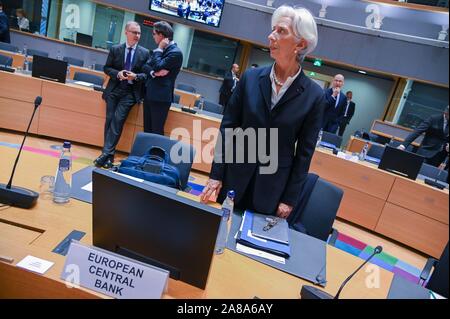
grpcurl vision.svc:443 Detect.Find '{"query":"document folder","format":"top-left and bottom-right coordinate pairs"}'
top-left (251, 212), bottom-right (289, 245)
top-left (236, 211), bottom-right (291, 258)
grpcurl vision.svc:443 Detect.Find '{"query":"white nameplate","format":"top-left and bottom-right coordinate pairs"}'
top-left (61, 241), bottom-right (169, 299)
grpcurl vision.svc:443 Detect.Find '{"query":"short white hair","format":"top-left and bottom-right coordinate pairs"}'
top-left (271, 5), bottom-right (318, 62)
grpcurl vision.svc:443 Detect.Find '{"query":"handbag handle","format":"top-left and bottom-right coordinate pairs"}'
top-left (145, 146), bottom-right (169, 162)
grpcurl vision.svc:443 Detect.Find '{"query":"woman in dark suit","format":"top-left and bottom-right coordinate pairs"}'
top-left (200, 5), bottom-right (326, 219)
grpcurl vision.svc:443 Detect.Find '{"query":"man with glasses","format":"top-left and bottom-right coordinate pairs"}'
top-left (94, 21), bottom-right (150, 169)
top-left (143, 21), bottom-right (183, 135)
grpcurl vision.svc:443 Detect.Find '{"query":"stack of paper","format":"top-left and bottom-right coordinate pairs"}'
top-left (236, 210), bottom-right (291, 258)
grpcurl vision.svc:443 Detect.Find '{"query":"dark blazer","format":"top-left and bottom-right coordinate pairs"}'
top-left (403, 114), bottom-right (448, 158)
top-left (340, 101), bottom-right (355, 124)
top-left (210, 66), bottom-right (326, 214)
top-left (103, 43), bottom-right (150, 102)
top-left (143, 43), bottom-right (183, 103)
top-left (323, 88), bottom-right (347, 122)
top-left (0, 11), bottom-right (11, 43)
top-left (219, 71), bottom-right (237, 96)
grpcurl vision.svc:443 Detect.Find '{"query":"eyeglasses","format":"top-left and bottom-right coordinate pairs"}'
top-left (263, 217), bottom-right (279, 231)
top-left (127, 31), bottom-right (141, 35)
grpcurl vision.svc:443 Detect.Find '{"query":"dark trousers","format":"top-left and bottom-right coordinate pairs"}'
top-left (143, 99), bottom-right (171, 135)
top-left (426, 149), bottom-right (448, 167)
top-left (338, 119), bottom-right (350, 137)
top-left (323, 118), bottom-right (339, 134)
top-left (102, 86), bottom-right (136, 156)
top-left (219, 92), bottom-right (231, 108)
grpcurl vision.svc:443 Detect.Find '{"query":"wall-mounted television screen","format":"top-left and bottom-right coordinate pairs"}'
top-left (149, 0), bottom-right (224, 28)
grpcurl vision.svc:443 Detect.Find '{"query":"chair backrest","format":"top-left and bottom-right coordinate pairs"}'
top-left (296, 177), bottom-right (343, 241)
top-left (0, 42), bottom-right (18, 52)
top-left (176, 82), bottom-right (197, 93)
top-left (73, 72), bottom-right (104, 86)
top-left (420, 163), bottom-right (448, 182)
top-left (129, 132), bottom-right (195, 190)
top-left (63, 56), bottom-right (84, 67)
top-left (321, 131), bottom-right (343, 149)
top-left (194, 99), bottom-right (224, 114)
top-left (0, 53), bottom-right (13, 67)
top-left (367, 144), bottom-right (385, 159)
top-left (173, 93), bottom-right (181, 104)
top-left (27, 49), bottom-right (49, 58)
top-left (426, 242), bottom-right (449, 298)
top-left (94, 63), bottom-right (104, 71)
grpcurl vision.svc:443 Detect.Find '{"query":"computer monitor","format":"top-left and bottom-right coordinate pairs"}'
top-left (76, 32), bottom-right (93, 47)
top-left (31, 55), bottom-right (67, 83)
top-left (92, 169), bottom-right (222, 289)
top-left (378, 145), bottom-right (424, 180)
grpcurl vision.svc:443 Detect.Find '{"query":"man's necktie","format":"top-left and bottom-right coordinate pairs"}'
top-left (124, 47), bottom-right (133, 71)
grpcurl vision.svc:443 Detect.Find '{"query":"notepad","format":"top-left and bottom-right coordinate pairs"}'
top-left (251, 213), bottom-right (289, 245)
top-left (73, 80), bottom-right (94, 87)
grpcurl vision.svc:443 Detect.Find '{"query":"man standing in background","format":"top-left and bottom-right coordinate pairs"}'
top-left (322, 74), bottom-right (347, 134)
top-left (94, 21), bottom-right (150, 169)
top-left (0, 2), bottom-right (11, 43)
top-left (143, 21), bottom-right (183, 135)
top-left (338, 90), bottom-right (356, 137)
top-left (219, 63), bottom-right (239, 110)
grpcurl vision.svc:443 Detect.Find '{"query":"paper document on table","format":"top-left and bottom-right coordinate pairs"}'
top-left (74, 81), bottom-right (94, 87)
top-left (81, 182), bottom-right (92, 192)
top-left (236, 243), bottom-right (285, 264)
top-left (337, 151), bottom-right (359, 162)
top-left (16, 255), bottom-right (54, 274)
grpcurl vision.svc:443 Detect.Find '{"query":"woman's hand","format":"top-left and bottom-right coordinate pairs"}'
top-left (200, 179), bottom-right (223, 204)
top-left (276, 202), bottom-right (293, 219)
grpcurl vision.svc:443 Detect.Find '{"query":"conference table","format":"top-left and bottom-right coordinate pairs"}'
top-left (0, 146), bottom-right (394, 299)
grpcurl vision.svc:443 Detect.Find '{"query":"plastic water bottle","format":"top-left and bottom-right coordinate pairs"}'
top-left (215, 190), bottom-right (235, 255)
top-left (316, 129), bottom-right (323, 148)
top-left (359, 143), bottom-right (369, 161)
top-left (53, 141), bottom-right (72, 204)
top-left (199, 98), bottom-right (205, 111)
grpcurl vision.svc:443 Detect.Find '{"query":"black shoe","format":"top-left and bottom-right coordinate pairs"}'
top-left (103, 158), bottom-right (115, 169)
top-left (93, 153), bottom-right (110, 167)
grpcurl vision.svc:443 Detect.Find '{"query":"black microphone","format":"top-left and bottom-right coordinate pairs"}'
top-left (0, 96), bottom-right (42, 208)
top-left (300, 245), bottom-right (383, 299)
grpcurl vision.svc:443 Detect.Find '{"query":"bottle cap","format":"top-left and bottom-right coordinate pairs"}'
top-left (63, 141), bottom-right (71, 149)
top-left (227, 190), bottom-right (235, 199)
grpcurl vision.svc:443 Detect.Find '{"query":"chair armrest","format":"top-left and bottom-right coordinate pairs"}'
top-left (328, 228), bottom-right (339, 247)
top-left (419, 257), bottom-right (438, 286)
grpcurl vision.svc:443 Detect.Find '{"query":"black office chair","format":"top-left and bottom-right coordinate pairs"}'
top-left (73, 72), bottom-right (104, 86)
top-left (129, 132), bottom-right (196, 191)
top-left (94, 63), bottom-right (104, 71)
top-left (289, 174), bottom-right (343, 243)
top-left (419, 242), bottom-right (448, 298)
top-left (176, 82), bottom-right (197, 93)
top-left (0, 53), bottom-right (13, 67)
top-left (173, 93), bottom-right (181, 104)
top-left (63, 56), bottom-right (84, 67)
top-left (419, 163), bottom-right (448, 183)
top-left (27, 49), bottom-right (49, 57)
top-left (321, 131), bottom-right (343, 149)
top-left (367, 143), bottom-right (385, 159)
top-left (0, 42), bottom-right (18, 52)
top-left (194, 99), bottom-right (224, 114)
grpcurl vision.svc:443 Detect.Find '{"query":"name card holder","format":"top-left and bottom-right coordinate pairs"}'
top-left (61, 240), bottom-right (169, 299)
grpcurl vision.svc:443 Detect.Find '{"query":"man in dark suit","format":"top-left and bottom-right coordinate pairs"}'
top-left (399, 105), bottom-right (449, 167)
top-left (93, 21), bottom-right (150, 168)
top-left (338, 90), bottom-right (356, 137)
top-left (0, 1), bottom-right (11, 43)
top-left (322, 74), bottom-right (347, 134)
top-left (219, 63), bottom-right (239, 109)
top-left (143, 21), bottom-right (183, 135)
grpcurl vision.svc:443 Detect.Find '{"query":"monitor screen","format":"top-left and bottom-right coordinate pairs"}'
top-left (149, 0), bottom-right (224, 28)
top-left (92, 169), bottom-right (222, 289)
top-left (76, 32), bottom-right (93, 47)
top-left (378, 145), bottom-right (424, 180)
top-left (31, 55), bottom-right (68, 84)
